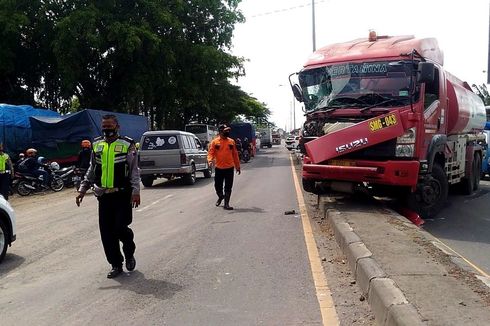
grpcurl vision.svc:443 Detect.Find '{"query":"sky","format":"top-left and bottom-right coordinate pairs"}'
top-left (231, 0), bottom-right (490, 131)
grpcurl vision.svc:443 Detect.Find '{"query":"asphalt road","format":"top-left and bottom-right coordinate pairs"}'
top-left (0, 147), bottom-right (324, 325)
top-left (423, 179), bottom-right (490, 276)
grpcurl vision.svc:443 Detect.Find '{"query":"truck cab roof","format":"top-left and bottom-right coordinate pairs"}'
top-left (304, 35), bottom-right (444, 69)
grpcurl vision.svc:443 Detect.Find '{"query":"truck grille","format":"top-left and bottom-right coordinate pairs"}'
top-left (340, 139), bottom-right (397, 160)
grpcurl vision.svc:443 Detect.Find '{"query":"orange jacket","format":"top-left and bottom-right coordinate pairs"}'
top-left (207, 137), bottom-right (241, 170)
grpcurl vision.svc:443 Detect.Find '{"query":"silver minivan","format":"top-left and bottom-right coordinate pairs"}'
top-left (139, 130), bottom-right (213, 187)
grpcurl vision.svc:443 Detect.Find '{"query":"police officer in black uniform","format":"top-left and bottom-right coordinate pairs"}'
top-left (76, 114), bottom-right (141, 279)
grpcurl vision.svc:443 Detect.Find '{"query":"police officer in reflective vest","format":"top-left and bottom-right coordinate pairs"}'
top-left (76, 114), bottom-right (141, 279)
top-left (0, 144), bottom-right (13, 200)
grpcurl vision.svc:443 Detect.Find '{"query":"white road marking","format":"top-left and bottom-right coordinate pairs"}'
top-left (136, 194), bottom-right (173, 212)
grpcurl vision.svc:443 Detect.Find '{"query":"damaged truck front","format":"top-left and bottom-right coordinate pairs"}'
top-left (290, 33), bottom-right (486, 218)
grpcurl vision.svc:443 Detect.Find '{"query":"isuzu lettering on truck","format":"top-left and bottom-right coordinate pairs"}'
top-left (289, 33), bottom-right (486, 218)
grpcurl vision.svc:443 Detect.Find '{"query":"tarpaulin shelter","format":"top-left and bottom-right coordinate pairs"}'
top-left (30, 109), bottom-right (149, 163)
top-left (0, 104), bottom-right (60, 156)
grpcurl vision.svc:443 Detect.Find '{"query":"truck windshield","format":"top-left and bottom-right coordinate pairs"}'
top-left (185, 125), bottom-right (207, 134)
top-left (298, 60), bottom-right (419, 112)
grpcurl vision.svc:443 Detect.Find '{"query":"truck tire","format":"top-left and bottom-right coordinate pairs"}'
top-left (302, 178), bottom-right (317, 194)
top-left (461, 154), bottom-right (478, 195)
top-left (406, 163), bottom-right (448, 219)
top-left (141, 175), bottom-right (154, 188)
top-left (0, 219), bottom-right (8, 263)
top-left (183, 165), bottom-right (196, 185)
top-left (267, 143), bottom-right (272, 148)
top-left (473, 153), bottom-right (481, 191)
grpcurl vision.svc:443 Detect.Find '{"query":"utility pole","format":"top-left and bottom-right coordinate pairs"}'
top-left (488, 0), bottom-right (490, 83)
top-left (312, 0), bottom-right (316, 52)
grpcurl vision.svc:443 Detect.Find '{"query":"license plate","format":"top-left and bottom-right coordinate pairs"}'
top-left (369, 113), bottom-right (398, 132)
top-left (327, 159), bottom-right (356, 167)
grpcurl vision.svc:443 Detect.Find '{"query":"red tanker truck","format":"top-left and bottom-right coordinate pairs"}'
top-left (289, 33), bottom-right (486, 218)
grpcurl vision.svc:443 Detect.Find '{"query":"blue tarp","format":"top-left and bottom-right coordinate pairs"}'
top-left (0, 104), bottom-right (60, 155)
top-left (30, 109), bottom-right (149, 163)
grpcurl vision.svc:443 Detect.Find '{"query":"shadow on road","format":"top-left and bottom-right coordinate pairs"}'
top-left (0, 254), bottom-right (26, 276)
top-left (423, 183), bottom-right (490, 246)
top-left (145, 177), bottom-right (214, 190)
top-left (98, 270), bottom-right (183, 301)
top-left (228, 207), bottom-right (266, 214)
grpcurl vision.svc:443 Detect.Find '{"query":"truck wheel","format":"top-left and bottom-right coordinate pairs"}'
top-left (267, 144), bottom-right (272, 148)
top-left (406, 163), bottom-right (448, 219)
top-left (0, 219), bottom-right (8, 263)
top-left (141, 175), bottom-right (154, 188)
top-left (183, 165), bottom-right (196, 185)
top-left (473, 153), bottom-right (481, 191)
top-left (302, 178), bottom-right (318, 194)
top-left (461, 156), bottom-right (477, 195)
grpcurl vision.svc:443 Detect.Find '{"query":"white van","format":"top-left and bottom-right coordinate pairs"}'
top-left (139, 130), bottom-right (213, 187)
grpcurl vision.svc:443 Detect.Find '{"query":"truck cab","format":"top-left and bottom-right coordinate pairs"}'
top-left (291, 33), bottom-right (486, 218)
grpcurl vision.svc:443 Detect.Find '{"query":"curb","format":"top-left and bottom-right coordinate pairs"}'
top-left (326, 209), bottom-right (427, 326)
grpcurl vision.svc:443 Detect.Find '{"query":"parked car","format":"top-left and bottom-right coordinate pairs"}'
top-left (0, 195), bottom-right (16, 263)
top-left (138, 130), bottom-right (213, 187)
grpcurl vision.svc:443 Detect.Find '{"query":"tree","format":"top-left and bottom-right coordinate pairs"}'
top-left (0, 0), bottom-right (270, 129)
top-left (473, 83), bottom-right (490, 106)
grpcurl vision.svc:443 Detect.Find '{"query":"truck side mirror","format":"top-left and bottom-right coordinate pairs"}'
top-left (417, 62), bottom-right (435, 84)
top-left (291, 84), bottom-right (304, 102)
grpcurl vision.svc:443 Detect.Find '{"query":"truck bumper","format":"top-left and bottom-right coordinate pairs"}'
top-left (302, 159), bottom-right (420, 187)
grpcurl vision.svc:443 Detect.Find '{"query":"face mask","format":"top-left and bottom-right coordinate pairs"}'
top-left (102, 128), bottom-right (117, 138)
top-left (222, 131), bottom-right (230, 137)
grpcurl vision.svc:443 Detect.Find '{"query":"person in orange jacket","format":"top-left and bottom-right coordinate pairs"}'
top-left (207, 124), bottom-right (241, 210)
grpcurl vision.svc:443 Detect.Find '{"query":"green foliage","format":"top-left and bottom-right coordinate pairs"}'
top-left (473, 83), bottom-right (490, 106)
top-left (0, 0), bottom-right (273, 128)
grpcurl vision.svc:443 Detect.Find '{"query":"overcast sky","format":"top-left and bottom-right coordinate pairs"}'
top-left (231, 0), bottom-right (490, 131)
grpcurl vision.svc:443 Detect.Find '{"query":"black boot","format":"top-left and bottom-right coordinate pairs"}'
top-left (107, 265), bottom-right (123, 279)
top-left (223, 194), bottom-right (233, 210)
top-left (215, 195), bottom-right (224, 207)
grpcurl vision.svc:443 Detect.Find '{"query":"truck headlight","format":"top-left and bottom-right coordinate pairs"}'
top-left (396, 128), bottom-right (416, 157)
top-left (395, 144), bottom-right (415, 157)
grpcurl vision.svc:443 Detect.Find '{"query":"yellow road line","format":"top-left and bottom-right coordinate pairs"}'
top-left (432, 237), bottom-right (490, 278)
top-left (289, 155), bottom-right (340, 326)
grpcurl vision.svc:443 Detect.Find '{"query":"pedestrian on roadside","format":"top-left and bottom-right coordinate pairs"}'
top-left (75, 114), bottom-right (141, 279)
top-left (207, 124), bottom-right (241, 210)
top-left (77, 140), bottom-right (92, 170)
top-left (0, 144), bottom-right (14, 200)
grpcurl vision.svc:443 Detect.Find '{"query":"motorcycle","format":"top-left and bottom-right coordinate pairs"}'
top-left (240, 148), bottom-right (251, 163)
top-left (53, 165), bottom-right (77, 188)
top-left (16, 162), bottom-right (65, 196)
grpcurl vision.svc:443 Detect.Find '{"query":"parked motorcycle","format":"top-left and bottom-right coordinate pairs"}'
top-left (17, 162), bottom-right (65, 196)
top-left (54, 165), bottom-right (77, 188)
